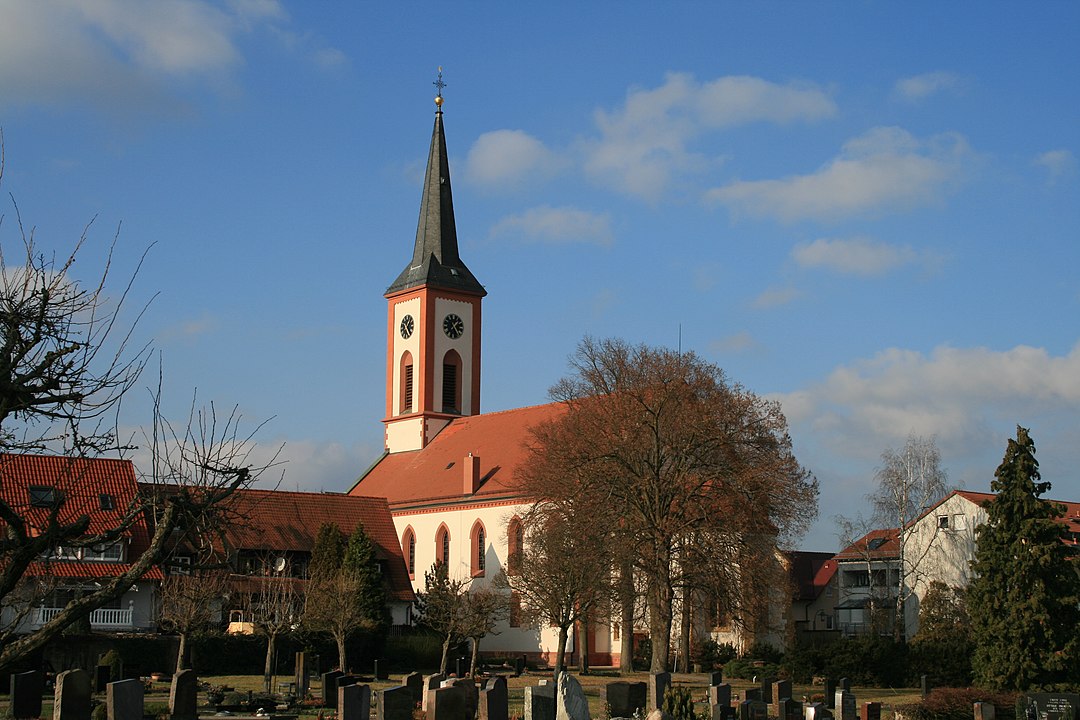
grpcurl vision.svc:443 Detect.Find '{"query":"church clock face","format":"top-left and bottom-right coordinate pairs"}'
top-left (442, 313), bottom-right (464, 339)
top-left (399, 314), bottom-right (414, 339)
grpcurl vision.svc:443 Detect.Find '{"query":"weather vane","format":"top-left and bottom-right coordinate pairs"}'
top-left (434, 66), bottom-right (446, 108)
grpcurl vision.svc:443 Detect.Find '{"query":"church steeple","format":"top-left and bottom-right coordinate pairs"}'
top-left (382, 73), bottom-right (485, 454)
top-left (385, 90), bottom-right (485, 298)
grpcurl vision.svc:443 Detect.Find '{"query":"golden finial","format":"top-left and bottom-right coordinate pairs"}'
top-left (433, 66), bottom-right (446, 109)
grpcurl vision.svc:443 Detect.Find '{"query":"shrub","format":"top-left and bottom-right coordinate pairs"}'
top-left (693, 640), bottom-right (737, 670)
top-left (662, 685), bottom-right (696, 720)
top-left (722, 657), bottom-right (780, 681)
top-left (894, 688), bottom-right (1017, 720)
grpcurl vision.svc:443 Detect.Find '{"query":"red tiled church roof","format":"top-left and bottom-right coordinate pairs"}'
top-left (351, 403), bottom-right (565, 509)
top-left (0, 453), bottom-right (159, 580)
top-left (208, 488), bottom-right (415, 602)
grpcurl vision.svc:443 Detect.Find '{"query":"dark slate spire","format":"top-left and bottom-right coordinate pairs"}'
top-left (386, 94), bottom-right (485, 297)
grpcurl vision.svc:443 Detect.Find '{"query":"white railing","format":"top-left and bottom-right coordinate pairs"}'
top-left (33, 607), bottom-right (133, 629)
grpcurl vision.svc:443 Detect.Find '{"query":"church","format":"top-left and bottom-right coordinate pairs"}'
top-left (347, 90), bottom-right (618, 665)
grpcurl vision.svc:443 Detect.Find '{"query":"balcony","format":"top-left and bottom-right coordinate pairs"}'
top-left (33, 606), bottom-right (134, 630)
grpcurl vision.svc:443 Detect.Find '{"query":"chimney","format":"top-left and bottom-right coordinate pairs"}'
top-left (463, 453), bottom-right (481, 495)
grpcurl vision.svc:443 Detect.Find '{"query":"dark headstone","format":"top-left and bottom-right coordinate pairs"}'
top-left (824, 680), bottom-right (837, 710)
top-left (708, 672), bottom-right (723, 687)
top-left (778, 699), bottom-right (803, 720)
top-left (480, 677), bottom-right (509, 720)
top-left (920, 676), bottom-right (930, 699)
top-left (1019, 694), bottom-right (1080, 720)
top-left (169, 669), bottom-right (198, 720)
top-left (709, 684), bottom-right (733, 720)
top-left (94, 666), bottom-right (111, 694)
top-left (340, 683), bottom-right (371, 720)
top-left (339, 675), bottom-right (359, 689)
top-left (456, 657), bottom-right (468, 678)
top-left (379, 685), bottom-right (414, 720)
top-left (860, 702), bottom-right (882, 720)
top-left (607, 682), bottom-right (648, 719)
top-left (773, 681), bottom-right (793, 703)
top-left (762, 679), bottom-right (774, 704)
top-left (744, 689), bottom-right (763, 703)
top-left (430, 684), bottom-right (469, 720)
top-left (323, 671), bottom-right (345, 708)
top-left (647, 672), bottom-right (670, 712)
top-left (739, 700), bottom-right (768, 720)
top-left (835, 691), bottom-right (856, 720)
top-left (11, 670), bottom-right (43, 720)
top-left (54, 669), bottom-right (91, 720)
top-left (556, 672), bottom-right (589, 720)
top-left (106, 679), bottom-right (143, 720)
top-left (525, 684), bottom-right (556, 720)
top-left (423, 674), bottom-right (447, 713)
top-left (973, 703), bottom-right (995, 720)
top-left (514, 656), bottom-right (526, 677)
top-left (374, 659), bottom-right (389, 681)
top-left (404, 672), bottom-right (424, 704)
top-left (451, 678), bottom-right (478, 720)
top-left (839, 679), bottom-right (850, 692)
top-left (805, 704), bottom-right (832, 720)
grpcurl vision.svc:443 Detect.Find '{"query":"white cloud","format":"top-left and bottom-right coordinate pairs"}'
top-left (1033, 149), bottom-right (1076, 184)
top-left (752, 286), bottom-right (800, 309)
top-left (464, 130), bottom-right (559, 189)
top-left (775, 342), bottom-right (1080, 463)
top-left (892, 72), bottom-right (960, 103)
top-left (708, 127), bottom-right (969, 222)
top-left (710, 331), bottom-right (761, 354)
top-left (489, 206), bottom-right (613, 246)
top-left (793, 237), bottom-right (919, 276)
top-left (584, 73), bottom-right (836, 200)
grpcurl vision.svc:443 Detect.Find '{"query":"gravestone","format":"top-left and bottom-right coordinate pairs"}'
top-left (404, 672), bottom-right (424, 704)
top-left (778, 699), bottom-right (803, 720)
top-left (762, 679), bottom-right (774, 704)
top-left (106, 679), bottom-right (143, 720)
top-left (744, 689), bottom-right (763, 703)
top-left (973, 702), bottom-right (995, 720)
top-left (94, 666), bottom-right (111, 694)
top-left (739, 700), bottom-right (768, 720)
top-left (824, 679), bottom-right (837, 709)
top-left (374, 659), bottom-right (389, 681)
top-left (1019, 694), bottom-right (1080, 720)
top-left (54, 669), bottom-right (92, 720)
top-left (514, 656), bottom-right (526, 677)
top-left (451, 677), bottom-right (478, 720)
top-left (456, 657), bottom-right (468, 678)
top-left (805, 704), bottom-right (832, 720)
top-left (647, 672), bottom-right (670, 712)
top-left (423, 673), bottom-right (448, 713)
top-left (479, 676), bottom-right (509, 720)
top-left (860, 703), bottom-right (881, 720)
top-left (525, 684), bottom-right (556, 720)
top-left (773, 681), bottom-right (793, 703)
top-left (431, 684), bottom-right (469, 720)
top-left (169, 669), bottom-right (198, 720)
top-left (834, 691), bottom-right (856, 720)
top-left (340, 684), bottom-right (371, 720)
top-left (708, 672), bottom-right (723, 687)
top-left (556, 673), bottom-right (590, 720)
top-left (607, 682), bottom-right (647, 718)
top-left (839, 679), bottom-right (850, 692)
top-left (11, 670), bottom-right (43, 720)
top-left (379, 685), bottom-right (414, 720)
top-left (920, 676), bottom-right (930, 699)
top-left (323, 670), bottom-right (345, 708)
top-left (708, 684), bottom-right (732, 720)
top-left (295, 652), bottom-right (310, 698)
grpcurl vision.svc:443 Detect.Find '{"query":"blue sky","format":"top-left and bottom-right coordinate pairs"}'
top-left (1, 1), bottom-right (1077, 552)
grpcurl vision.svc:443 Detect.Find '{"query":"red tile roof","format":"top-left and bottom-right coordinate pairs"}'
top-left (351, 403), bottom-right (566, 508)
top-left (834, 527), bottom-right (901, 560)
top-left (787, 550), bottom-right (837, 600)
top-left (0, 453), bottom-right (158, 580)
top-left (202, 487), bottom-right (415, 602)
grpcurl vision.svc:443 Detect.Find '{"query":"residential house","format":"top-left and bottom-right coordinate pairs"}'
top-left (832, 528), bottom-right (901, 637)
top-left (0, 453), bottom-right (160, 635)
top-left (787, 550), bottom-right (839, 640)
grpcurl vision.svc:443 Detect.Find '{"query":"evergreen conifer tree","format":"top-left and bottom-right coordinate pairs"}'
top-left (968, 426), bottom-right (1080, 690)
top-left (344, 522), bottom-right (392, 630)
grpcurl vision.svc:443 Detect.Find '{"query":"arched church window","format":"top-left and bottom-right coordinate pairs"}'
top-left (442, 350), bottom-right (462, 414)
top-left (401, 526), bottom-right (416, 578)
top-left (400, 351), bottom-right (414, 415)
top-left (436, 524), bottom-right (450, 565)
top-left (470, 520), bottom-right (486, 577)
top-left (507, 516), bottom-right (524, 575)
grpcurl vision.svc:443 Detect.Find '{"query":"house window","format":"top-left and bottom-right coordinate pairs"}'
top-left (507, 517), bottom-right (524, 575)
top-left (99, 494), bottom-right (115, 510)
top-left (400, 352), bottom-right (414, 415)
top-left (471, 521), bottom-right (486, 577)
top-left (436, 525), bottom-right (450, 565)
top-left (29, 486), bottom-right (58, 508)
top-left (938, 515), bottom-right (950, 530)
top-left (169, 556), bottom-right (192, 575)
top-left (85, 543), bottom-right (123, 562)
top-left (844, 570), bottom-right (871, 587)
top-left (953, 514), bottom-right (967, 530)
top-left (442, 350), bottom-right (462, 414)
top-left (402, 527), bottom-right (416, 578)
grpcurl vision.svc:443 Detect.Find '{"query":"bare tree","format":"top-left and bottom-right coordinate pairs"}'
top-left (415, 561), bottom-right (468, 674)
top-left (249, 568), bottom-right (300, 693)
top-left (0, 152), bottom-right (274, 671)
top-left (159, 571), bottom-right (229, 671)
top-left (460, 586), bottom-right (507, 676)
top-left (871, 434), bottom-right (949, 640)
top-left (520, 337), bottom-right (817, 671)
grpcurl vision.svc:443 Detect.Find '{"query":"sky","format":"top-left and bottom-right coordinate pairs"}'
top-left (1, 1), bottom-right (1078, 552)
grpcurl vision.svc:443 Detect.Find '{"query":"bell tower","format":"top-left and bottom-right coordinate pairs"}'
top-left (383, 73), bottom-right (486, 453)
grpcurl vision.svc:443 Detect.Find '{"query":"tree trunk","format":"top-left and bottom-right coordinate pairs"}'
top-left (335, 632), bottom-right (347, 672)
top-left (648, 570), bottom-right (674, 672)
top-left (175, 632), bottom-right (189, 672)
top-left (440, 633), bottom-right (452, 674)
top-left (620, 564), bottom-right (635, 674)
top-left (469, 637), bottom-right (480, 676)
top-left (264, 633), bottom-right (275, 693)
top-left (554, 624), bottom-right (569, 692)
top-left (677, 589), bottom-right (691, 673)
top-left (578, 617), bottom-right (590, 674)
